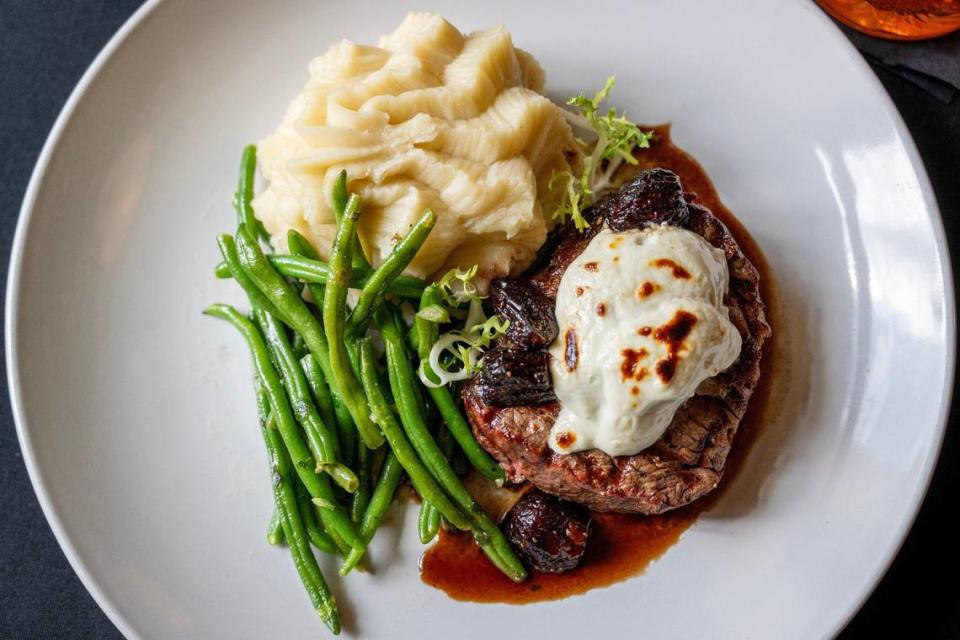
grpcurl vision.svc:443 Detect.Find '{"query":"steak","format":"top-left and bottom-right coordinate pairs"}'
top-left (463, 168), bottom-right (771, 514)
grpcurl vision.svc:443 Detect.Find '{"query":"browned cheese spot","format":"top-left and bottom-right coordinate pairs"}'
top-left (630, 386), bottom-right (640, 396)
top-left (583, 261), bottom-right (599, 272)
top-left (637, 281), bottom-right (660, 299)
top-left (620, 348), bottom-right (650, 381)
top-left (555, 431), bottom-right (576, 448)
top-left (596, 303), bottom-right (606, 317)
top-left (637, 326), bottom-right (652, 337)
top-left (651, 310), bottom-right (698, 383)
top-left (650, 258), bottom-right (691, 279)
top-left (564, 328), bottom-right (579, 372)
top-left (575, 286), bottom-right (586, 297)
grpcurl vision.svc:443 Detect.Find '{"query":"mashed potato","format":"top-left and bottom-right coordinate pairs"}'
top-left (253, 12), bottom-right (576, 284)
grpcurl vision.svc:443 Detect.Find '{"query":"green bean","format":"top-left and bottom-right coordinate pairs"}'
top-left (287, 231), bottom-right (331, 395)
top-left (418, 389), bottom-right (451, 543)
top-left (341, 451), bottom-right (404, 573)
top-left (418, 501), bottom-right (440, 544)
top-left (328, 170), bottom-right (369, 270)
top-left (340, 447), bottom-right (403, 575)
top-left (441, 424), bottom-right (470, 476)
top-left (216, 234), bottom-right (287, 325)
top-left (287, 233), bottom-right (360, 472)
top-left (203, 304), bottom-right (361, 558)
top-left (368, 445), bottom-right (387, 488)
top-left (351, 438), bottom-right (372, 523)
top-left (419, 416), bottom-right (456, 541)
top-left (300, 355), bottom-right (337, 445)
top-left (316, 504), bottom-right (351, 559)
top-left (295, 480), bottom-right (339, 554)
top-left (377, 306), bottom-right (526, 582)
top-left (233, 145), bottom-right (269, 242)
top-left (252, 381), bottom-right (339, 633)
top-left (436, 417), bottom-right (455, 457)
top-left (340, 451), bottom-right (403, 575)
top-left (207, 305), bottom-right (308, 472)
top-left (410, 287), bottom-right (437, 352)
top-left (329, 398), bottom-right (361, 467)
top-left (364, 452), bottom-right (403, 539)
top-left (436, 418), bottom-right (467, 480)
top-left (213, 255), bottom-right (428, 299)
top-left (348, 210), bottom-right (436, 332)
top-left (331, 170), bottom-right (349, 225)
top-left (254, 309), bottom-right (358, 493)
top-left (357, 338), bottom-right (470, 529)
top-left (301, 353), bottom-right (357, 469)
top-left (413, 285), bottom-right (505, 482)
top-left (434, 422), bottom-right (465, 518)
top-left (267, 507), bottom-right (285, 545)
top-left (288, 229), bottom-right (326, 315)
top-left (255, 311), bottom-right (338, 465)
top-left (426, 379), bottom-right (503, 480)
top-left (290, 332), bottom-right (309, 359)
top-left (233, 226), bottom-right (382, 458)
top-left (287, 228), bottom-right (321, 261)
top-left (352, 247), bottom-right (370, 270)
top-left (311, 282), bottom-right (363, 473)
top-left (277, 488), bottom-right (341, 634)
top-left (302, 262), bottom-right (362, 471)
top-left (321, 195), bottom-right (384, 449)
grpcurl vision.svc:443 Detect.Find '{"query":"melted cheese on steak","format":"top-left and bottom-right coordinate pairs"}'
top-left (547, 226), bottom-right (742, 456)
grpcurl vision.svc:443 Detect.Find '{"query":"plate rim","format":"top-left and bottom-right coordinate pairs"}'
top-left (4, 1), bottom-right (955, 638)
top-left (4, 1), bottom-right (166, 638)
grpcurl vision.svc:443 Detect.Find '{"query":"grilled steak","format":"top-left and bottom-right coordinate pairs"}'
top-left (464, 168), bottom-right (771, 514)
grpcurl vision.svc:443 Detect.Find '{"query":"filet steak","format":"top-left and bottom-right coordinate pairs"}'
top-left (463, 168), bottom-right (771, 514)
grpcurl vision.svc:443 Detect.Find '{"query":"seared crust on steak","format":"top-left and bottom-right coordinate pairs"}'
top-left (463, 169), bottom-right (771, 514)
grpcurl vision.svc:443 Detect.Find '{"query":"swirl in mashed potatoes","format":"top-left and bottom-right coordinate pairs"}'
top-left (253, 12), bottom-right (577, 283)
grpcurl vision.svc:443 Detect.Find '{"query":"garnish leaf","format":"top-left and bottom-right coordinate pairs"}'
top-left (549, 168), bottom-right (592, 232)
top-left (469, 315), bottom-right (510, 348)
top-left (553, 76), bottom-right (655, 231)
top-left (567, 76), bottom-right (654, 167)
top-left (437, 265), bottom-right (482, 307)
top-left (416, 267), bottom-right (510, 388)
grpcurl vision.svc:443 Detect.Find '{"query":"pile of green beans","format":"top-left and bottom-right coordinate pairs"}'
top-left (213, 256), bottom-right (428, 299)
top-left (205, 146), bottom-right (526, 634)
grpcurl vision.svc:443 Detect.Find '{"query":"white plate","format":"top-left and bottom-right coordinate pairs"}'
top-left (6, 0), bottom-right (953, 638)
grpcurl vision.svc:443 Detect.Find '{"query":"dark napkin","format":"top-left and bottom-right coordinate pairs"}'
top-left (837, 22), bottom-right (960, 102)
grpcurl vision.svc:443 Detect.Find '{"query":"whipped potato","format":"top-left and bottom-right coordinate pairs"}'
top-left (253, 12), bottom-right (577, 285)
top-left (547, 226), bottom-right (742, 457)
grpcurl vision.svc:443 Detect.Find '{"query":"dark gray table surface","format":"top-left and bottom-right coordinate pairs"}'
top-left (2, 2), bottom-right (958, 638)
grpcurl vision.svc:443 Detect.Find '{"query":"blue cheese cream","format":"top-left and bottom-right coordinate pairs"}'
top-left (547, 225), bottom-right (742, 456)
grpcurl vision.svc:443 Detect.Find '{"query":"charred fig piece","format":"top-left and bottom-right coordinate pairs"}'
top-left (477, 348), bottom-right (556, 406)
top-left (504, 489), bottom-right (591, 573)
top-left (600, 168), bottom-right (689, 231)
top-left (489, 279), bottom-right (558, 348)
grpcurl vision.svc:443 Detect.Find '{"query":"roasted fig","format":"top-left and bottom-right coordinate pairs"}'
top-left (476, 348), bottom-right (556, 406)
top-left (600, 168), bottom-right (689, 231)
top-left (488, 279), bottom-right (558, 348)
top-left (504, 489), bottom-right (591, 573)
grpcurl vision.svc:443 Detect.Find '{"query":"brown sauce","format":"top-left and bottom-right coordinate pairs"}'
top-left (422, 124), bottom-right (780, 604)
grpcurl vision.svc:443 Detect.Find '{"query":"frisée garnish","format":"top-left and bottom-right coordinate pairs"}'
top-left (553, 76), bottom-right (655, 231)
